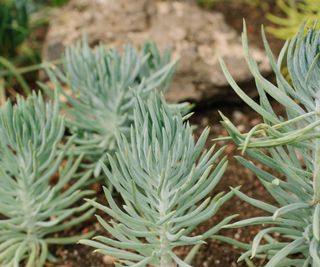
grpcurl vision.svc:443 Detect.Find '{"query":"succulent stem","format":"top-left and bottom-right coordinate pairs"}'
top-left (159, 186), bottom-right (176, 267)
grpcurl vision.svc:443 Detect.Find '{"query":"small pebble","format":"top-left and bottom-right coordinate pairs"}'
top-left (234, 233), bottom-right (240, 239)
top-left (232, 110), bottom-right (245, 124)
top-left (236, 124), bottom-right (246, 132)
top-left (201, 117), bottom-right (209, 126)
top-left (103, 255), bottom-right (116, 265)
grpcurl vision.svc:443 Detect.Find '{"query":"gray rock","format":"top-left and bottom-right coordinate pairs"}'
top-left (43, 0), bottom-right (271, 103)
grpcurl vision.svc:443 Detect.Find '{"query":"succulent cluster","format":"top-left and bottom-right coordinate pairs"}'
top-left (0, 92), bottom-right (94, 267)
top-left (219, 26), bottom-right (320, 266)
top-left (44, 40), bottom-right (175, 177)
top-left (80, 93), bottom-right (234, 267)
top-left (1, 7), bottom-right (320, 265)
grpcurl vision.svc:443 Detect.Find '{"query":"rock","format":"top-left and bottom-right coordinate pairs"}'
top-left (43, 0), bottom-right (271, 103)
top-left (232, 110), bottom-right (245, 124)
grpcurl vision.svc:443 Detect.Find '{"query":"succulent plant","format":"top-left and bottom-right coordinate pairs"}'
top-left (218, 25), bottom-right (320, 266)
top-left (43, 40), bottom-right (176, 177)
top-left (80, 93), bottom-right (235, 267)
top-left (0, 92), bottom-right (95, 267)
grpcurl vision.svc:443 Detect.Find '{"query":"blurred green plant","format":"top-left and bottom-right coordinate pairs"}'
top-left (0, 0), bottom-right (39, 98)
top-left (80, 93), bottom-right (234, 266)
top-left (50, 0), bottom-right (69, 6)
top-left (0, 92), bottom-right (95, 267)
top-left (0, 0), bottom-right (30, 59)
top-left (0, 0), bottom-right (32, 105)
top-left (0, 0), bottom-right (67, 100)
top-left (217, 25), bottom-right (320, 266)
top-left (267, 0), bottom-right (320, 39)
top-left (31, 0), bottom-right (69, 8)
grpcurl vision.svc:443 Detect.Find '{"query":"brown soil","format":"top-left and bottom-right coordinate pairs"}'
top-left (214, 0), bottom-right (284, 55)
top-left (188, 104), bottom-right (276, 267)
top-left (49, 1), bottom-right (286, 267)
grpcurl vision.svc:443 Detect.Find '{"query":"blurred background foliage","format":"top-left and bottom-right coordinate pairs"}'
top-left (197, 0), bottom-right (319, 40)
top-left (0, 0), bottom-right (30, 60)
top-left (0, 0), bottom-right (69, 101)
top-left (267, 0), bottom-right (320, 39)
top-left (0, 0), bottom-right (69, 61)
